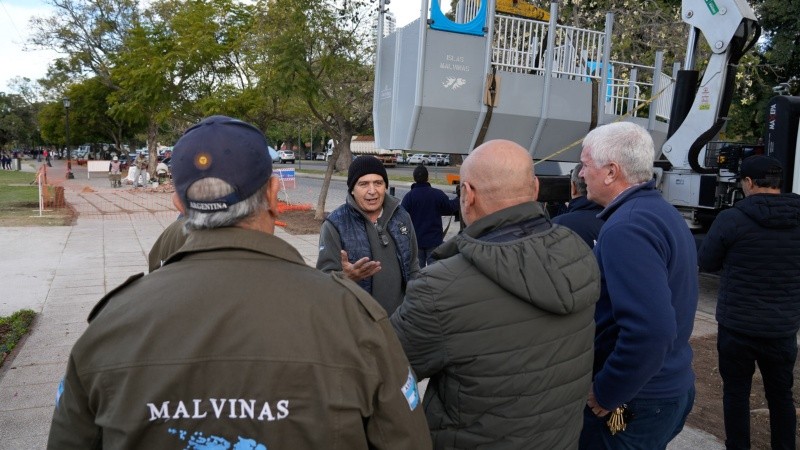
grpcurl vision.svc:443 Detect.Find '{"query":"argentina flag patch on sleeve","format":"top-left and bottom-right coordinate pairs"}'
top-left (401, 367), bottom-right (420, 410)
top-left (55, 378), bottom-right (65, 408)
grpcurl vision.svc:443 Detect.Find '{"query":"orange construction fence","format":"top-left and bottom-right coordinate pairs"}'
top-left (275, 200), bottom-right (313, 228)
top-left (37, 165), bottom-right (66, 209)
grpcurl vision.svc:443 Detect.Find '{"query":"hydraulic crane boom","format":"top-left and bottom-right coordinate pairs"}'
top-left (660, 0), bottom-right (760, 173)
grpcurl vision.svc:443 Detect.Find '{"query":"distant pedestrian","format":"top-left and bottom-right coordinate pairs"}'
top-left (552, 162), bottom-right (604, 248)
top-left (391, 139), bottom-right (600, 448)
top-left (400, 164), bottom-right (459, 267)
top-left (132, 153), bottom-right (148, 187)
top-left (578, 122), bottom-right (698, 450)
top-left (44, 149), bottom-right (51, 167)
top-left (47, 115), bottom-right (430, 449)
top-left (698, 155), bottom-right (800, 450)
top-left (109, 156), bottom-right (122, 187)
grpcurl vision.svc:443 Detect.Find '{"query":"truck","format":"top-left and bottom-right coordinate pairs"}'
top-left (373, 0), bottom-right (800, 232)
top-left (326, 136), bottom-right (402, 167)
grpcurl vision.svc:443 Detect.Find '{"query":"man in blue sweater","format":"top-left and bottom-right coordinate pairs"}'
top-left (401, 165), bottom-right (459, 267)
top-left (578, 122), bottom-right (698, 449)
top-left (552, 162), bottom-right (605, 248)
top-left (698, 155), bottom-right (800, 450)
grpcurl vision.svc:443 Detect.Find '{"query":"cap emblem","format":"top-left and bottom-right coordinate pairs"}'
top-left (195, 153), bottom-right (212, 170)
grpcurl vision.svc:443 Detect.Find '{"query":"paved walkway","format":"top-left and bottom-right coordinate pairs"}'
top-left (0, 159), bottom-right (723, 449)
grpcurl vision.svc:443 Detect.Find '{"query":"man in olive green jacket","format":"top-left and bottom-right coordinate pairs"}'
top-left (147, 216), bottom-right (186, 272)
top-left (391, 140), bottom-right (600, 449)
top-left (48, 116), bottom-right (431, 450)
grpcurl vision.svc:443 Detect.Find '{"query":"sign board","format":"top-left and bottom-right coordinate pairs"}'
top-left (274, 168), bottom-right (296, 189)
top-left (87, 160), bottom-right (111, 179)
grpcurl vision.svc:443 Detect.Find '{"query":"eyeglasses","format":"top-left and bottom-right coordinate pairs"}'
top-left (375, 223), bottom-right (390, 247)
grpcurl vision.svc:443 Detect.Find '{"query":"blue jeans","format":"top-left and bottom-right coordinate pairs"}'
top-left (579, 386), bottom-right (695, 449)
top-left (717, 325), bottom-right (798, 450)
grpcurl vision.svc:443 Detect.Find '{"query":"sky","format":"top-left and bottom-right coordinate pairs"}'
top-left (392, 1), bottom-right (425, 28)
top-left (0, 0), bottom-right (60, 91)
top-left (0, 0), bottom-right (433, 93)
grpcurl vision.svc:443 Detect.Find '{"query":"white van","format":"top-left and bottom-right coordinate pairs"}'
top-left (322, 139), bottom-right (335, 161)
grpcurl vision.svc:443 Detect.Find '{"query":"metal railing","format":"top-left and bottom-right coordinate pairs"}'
top-left (492, 14), bottom-right (549, 73)
top-left (457, 1), bottom-right (676, 120)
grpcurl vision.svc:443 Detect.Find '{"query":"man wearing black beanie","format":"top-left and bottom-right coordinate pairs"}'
top-left (317, 156), bottom-right (420, 314)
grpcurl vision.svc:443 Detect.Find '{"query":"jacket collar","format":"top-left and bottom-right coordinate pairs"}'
top-left (598, 179), bottom-right (657, 221)
top-left (567, 195), bottom-right (603, 213)
top-left (436, 202), bottom-right (546, 257)
top-left (164, 227), bottom-right (306, 267)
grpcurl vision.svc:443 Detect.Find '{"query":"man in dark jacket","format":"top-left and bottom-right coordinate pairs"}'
top-left (48, 116), bottom-right (431, 449)
top-left (698, 155), bottom-right (800, 450)
top-left (552, 162), bottom-right (604, 247)
top-left (400, 164), bottom-right (459, 267)
top-left (578, 122), bottom-right (698, 449)
top-left (391, 139), bottom-right (601, 449)
top-left (317, 156), bottom-right (420, 314)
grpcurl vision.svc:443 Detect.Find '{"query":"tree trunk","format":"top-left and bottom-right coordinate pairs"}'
top-left (314, 153), bottom-right (339, 221)
top-left (334, 136), bottom-right (353, 172)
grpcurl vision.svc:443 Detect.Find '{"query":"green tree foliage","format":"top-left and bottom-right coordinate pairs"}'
top-left (0, 92), bottom-right (41, 150)
top-left (71, 77), bottom-right (144, 149)
top-left (258, 0), bottom-right (377, 218)
top-left (0, 309), bottom-right (37, 362)
top-left (111, 0), bottom-right (257, 171)
top-left (38, 102), bottom-right (67, 146)
top-left (30, 0), bottom-right (140, 84)
top-left (755, 0), bottom-right (800, 80)
top-left (723, 0), bottom-right (800, 141)
top-left (560, 0), bottom-right (683, 64)
top-left (36, 78), bottom-right (143, 151)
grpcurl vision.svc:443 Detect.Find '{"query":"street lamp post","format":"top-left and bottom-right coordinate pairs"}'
top-left (63, 97), bottom-right (74, 179)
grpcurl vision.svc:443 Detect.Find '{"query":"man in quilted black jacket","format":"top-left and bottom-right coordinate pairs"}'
top-left (698, 155), bottom-right (800, 450)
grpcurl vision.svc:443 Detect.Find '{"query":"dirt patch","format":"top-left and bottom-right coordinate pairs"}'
top-left (0, 202), bottom-right (77, 227)
top-left (279, 209), bottom-right (325, 235)
top-left (688, 334), bottom-right (800, 448)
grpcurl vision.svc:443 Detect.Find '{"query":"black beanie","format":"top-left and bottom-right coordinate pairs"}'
top-left (347, 156), bottom-right (389, 192)
top-left (413, 164), bottom-right (428, 183)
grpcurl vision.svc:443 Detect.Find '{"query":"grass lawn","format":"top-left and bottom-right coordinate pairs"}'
top-left (0, 170), bottom-right (74, 226)
top-left (0, 309), bottom-right (36, 367)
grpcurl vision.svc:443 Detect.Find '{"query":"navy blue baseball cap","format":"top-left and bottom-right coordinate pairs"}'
top-left (737, 155), bottom-right (782, 180)
top-left (172, 115), bottom-right (272, 212)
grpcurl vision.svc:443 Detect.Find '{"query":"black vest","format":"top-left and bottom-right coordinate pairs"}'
top-left (326, 204), bottom-right (414, 293)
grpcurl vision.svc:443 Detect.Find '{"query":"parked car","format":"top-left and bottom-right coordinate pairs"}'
top-left (407, 153), bottom-right (429, 165)
top-left (429, 153), bottom-right (449, 166)
top-left (278, 150), bottom-right (295, 164)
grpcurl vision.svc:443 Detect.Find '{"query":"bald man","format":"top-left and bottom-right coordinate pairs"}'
top-left (390, 140), bottom-right (601, 449)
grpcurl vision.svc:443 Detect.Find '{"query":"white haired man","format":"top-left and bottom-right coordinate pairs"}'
top-left (578, 122), bottom-right (698, 449)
